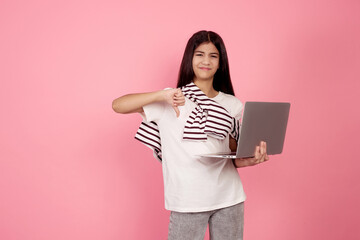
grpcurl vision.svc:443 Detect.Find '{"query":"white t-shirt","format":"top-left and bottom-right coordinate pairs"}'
top-left (142, 91), bottom-right (246, 212)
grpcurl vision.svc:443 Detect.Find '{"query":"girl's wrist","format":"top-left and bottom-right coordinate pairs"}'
top-left (153, 89), bottom-right (167, 103)
top-left (159, 88), bottom-right (175, 103)
top-left (233, 158), bottom-right (249, 168)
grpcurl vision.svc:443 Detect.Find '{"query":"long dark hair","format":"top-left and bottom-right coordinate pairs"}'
top-left (176, 30), bottom-right (235, 95)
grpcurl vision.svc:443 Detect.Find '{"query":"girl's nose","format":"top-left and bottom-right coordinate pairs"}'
top-left (202, 56), bottom-right (210, 65)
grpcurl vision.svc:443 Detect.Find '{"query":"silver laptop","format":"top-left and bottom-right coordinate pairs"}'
top-left (199, 102), bottom-right (290, 159)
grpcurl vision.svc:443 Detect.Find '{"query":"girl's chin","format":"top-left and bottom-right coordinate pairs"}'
top-left (194, 77), bottom-right (214, 81)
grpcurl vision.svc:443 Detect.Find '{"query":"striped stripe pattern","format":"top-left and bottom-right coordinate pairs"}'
top-left (182, 82), bottom-right (237, 141)
top-left (135, 121), bottom-right (162, 161)
top-left (135, 83), bottom-right (240, 162)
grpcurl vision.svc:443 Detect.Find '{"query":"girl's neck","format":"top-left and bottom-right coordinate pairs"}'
top-left (193, 79), bottom-right (219, 98)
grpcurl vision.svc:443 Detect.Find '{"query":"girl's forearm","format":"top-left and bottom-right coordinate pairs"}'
top-left (112, 90), bottom-right (165, 114)
top-left (233, 158), bottom-right (251, 168)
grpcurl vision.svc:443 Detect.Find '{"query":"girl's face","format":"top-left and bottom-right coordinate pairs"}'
top-left (192, 42), bottom-right (220, 82)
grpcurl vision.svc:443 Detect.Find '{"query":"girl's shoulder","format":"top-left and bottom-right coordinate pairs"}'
top-left (216, 92), bottom-right (242, 104)
top-left (214, 92), bottom-right (243, 118)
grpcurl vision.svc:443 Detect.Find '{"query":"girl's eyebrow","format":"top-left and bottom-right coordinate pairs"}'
top-left (194, 50), bottom-right (219, 55)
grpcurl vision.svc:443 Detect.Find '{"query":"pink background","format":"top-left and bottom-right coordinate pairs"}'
top-left (1, 0), bottom-right (359, 239)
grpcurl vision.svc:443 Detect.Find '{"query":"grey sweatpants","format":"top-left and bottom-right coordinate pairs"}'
top-left (168, 202), bottom-right (244, 240)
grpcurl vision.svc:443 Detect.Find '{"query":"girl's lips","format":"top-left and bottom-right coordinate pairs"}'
top-left (199, 67), bottom-right (211, 70)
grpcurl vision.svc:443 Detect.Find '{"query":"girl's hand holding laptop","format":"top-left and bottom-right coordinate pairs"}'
top-left (233, 141), bottom-right (269, 168)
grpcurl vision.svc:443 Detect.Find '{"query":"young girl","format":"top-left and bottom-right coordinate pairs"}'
top-left (112, 30), bottom-right (269, 240)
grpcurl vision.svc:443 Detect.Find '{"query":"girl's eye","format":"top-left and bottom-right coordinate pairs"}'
top-left (211, 55), bottom-right (218, 58)
top-left (195, 54), bottom-right (203, 56)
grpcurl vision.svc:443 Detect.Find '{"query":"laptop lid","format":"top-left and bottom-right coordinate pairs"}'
top-left (236, 101), bottom-right (290, 158)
